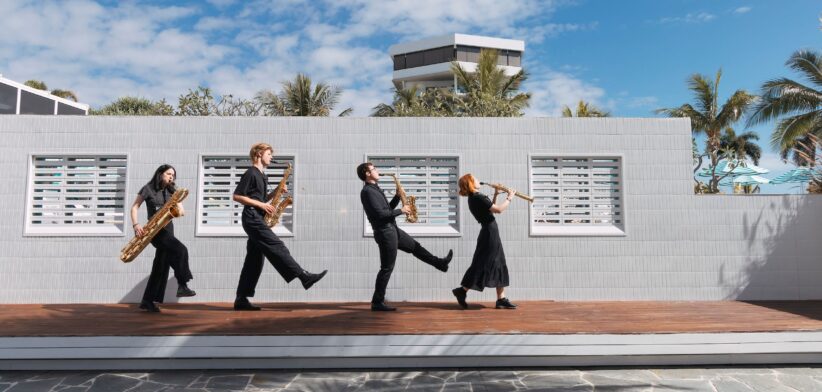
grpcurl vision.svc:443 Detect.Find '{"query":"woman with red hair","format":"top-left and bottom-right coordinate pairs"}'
top-left (452, 173), bottom-right (517, 310)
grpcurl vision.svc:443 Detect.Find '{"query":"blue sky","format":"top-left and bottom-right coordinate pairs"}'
top-left (0, 0), bottom-right (819, 193)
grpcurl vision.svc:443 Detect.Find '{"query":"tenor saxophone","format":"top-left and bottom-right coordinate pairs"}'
top-left (120, 187), bottom-right (189, 263)
top-left (264, 163), bottom-right (293, 227)
top-left (384, 173), bottom-right (418, 223)
top-left (480, 182), bottom-right (534, 202)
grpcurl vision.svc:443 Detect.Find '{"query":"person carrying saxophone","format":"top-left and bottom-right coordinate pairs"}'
top-left (129, 164), bottom-right (196, 313)
top-left (357, 162), bottom-right (453, 312)
top-left (232, 143), bottom-right (327, 311)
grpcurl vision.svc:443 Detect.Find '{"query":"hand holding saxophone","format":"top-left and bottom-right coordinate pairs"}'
top-left (481, 182), bottom-right (534, 202)
top-left (401, 204), bottom-right (413, 215)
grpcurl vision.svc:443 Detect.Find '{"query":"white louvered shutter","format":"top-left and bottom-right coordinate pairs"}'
top-left (531, 156), bottom-right (624, 236)
top-left (368, 156), bottom-right (460, 236)
top-left (198, 155), bottom-right (295, 236)
top-left (26, 155), bottom-right (127, 235)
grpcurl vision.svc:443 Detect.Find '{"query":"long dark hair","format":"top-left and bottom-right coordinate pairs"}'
top-left (149, 164), bottom-right (176, 192)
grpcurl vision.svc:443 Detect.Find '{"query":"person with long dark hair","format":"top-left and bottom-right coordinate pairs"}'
top-left (451, 173), bottom-right (516, 310)
top-left (129, 164), bottom-right (195, 313)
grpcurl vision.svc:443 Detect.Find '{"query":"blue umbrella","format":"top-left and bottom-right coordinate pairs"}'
top-left (769, 167), bottom-right (814, 184)
top-left (698, 160), bottom-right (769, 178)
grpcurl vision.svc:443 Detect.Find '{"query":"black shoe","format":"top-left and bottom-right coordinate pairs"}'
top-left (234, 297), bottom-right (261, 311)
top-left (436, 250), bottom-right (454, 272)
top-left (139, 301), bottom-right (160, 313)
top-left (452, 287), bottom-right (468, 309)
top-left (371, 302), bottom-right (397, 312)
top-left (176, 285), bottom-right (196, 298)
top-left (495, 297), bottom-right (517, 309)
top-left (300, 270), bottom-right (328, 290)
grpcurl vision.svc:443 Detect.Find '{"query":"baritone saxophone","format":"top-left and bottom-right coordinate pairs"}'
top-left (120, 187), bottom-right (188, 263)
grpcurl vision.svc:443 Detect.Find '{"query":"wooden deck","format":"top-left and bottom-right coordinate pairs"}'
top-left (3, 301), bottom-right (822, 337)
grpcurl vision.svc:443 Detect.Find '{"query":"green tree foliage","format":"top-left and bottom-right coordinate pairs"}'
top-left (256, 74), bottom-right (349, 116)
top-left (371, 86), bottom-right (454, 117)
top-left (91, 97), bottom-right (174, 116)
top-left (450, 49), bottom-right (530, 117)
top-left (719, 128), bottom-right (762, 165)
top-left (656, 69), bottom-right (756, 193)
top-left (748, 50), bottom-right (822, 166)
top-left (561, 100), bottom-right (610, 117)
top-left (24, 80), bottom-right (79, 102)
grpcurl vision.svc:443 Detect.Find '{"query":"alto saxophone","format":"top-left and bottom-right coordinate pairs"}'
top-left (120, 187), bottom-right (189, 263)
top-left (384, 173), bottom-right (418, 223)
top-left (480, 182), bottom-right (535, 202)
top-left (264, 163), bottom-right (293, 227)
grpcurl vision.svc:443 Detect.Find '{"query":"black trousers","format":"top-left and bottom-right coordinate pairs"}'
top-left (236, 209), bottom-right (304, 298)
top-left (142, 227), bottom-right (192, 303)
top-left (371, 225), bottom-right (442, 304)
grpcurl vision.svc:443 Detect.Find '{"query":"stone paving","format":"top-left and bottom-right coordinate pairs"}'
top-left (2, 367), bottom-right (822, 391)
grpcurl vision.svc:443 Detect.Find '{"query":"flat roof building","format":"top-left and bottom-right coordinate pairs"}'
top-left (0, 75), bottom-right (89, 115)
top-left (389, 33), bottom-right (524, 91)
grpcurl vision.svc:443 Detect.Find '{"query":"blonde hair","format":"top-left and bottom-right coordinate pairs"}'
top-left (249, 143), bottom-right (273, 161)
top-left (458, 173), bottom-right (478, 196)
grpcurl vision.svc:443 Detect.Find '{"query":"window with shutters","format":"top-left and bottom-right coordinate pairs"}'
top-left (25, 154), bottom-right (128, 236)
top-left (364, 155), bottom-right (460, 237)
top-left (529, 155), bottom-right (626, 236)
top-left (197, 155), bottom-right (295, 237)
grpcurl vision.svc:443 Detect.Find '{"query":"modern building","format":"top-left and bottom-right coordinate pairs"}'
top-left (0, 75), bottom-right (89, 115)
top-left (389, 33), bottom-right (524, 91)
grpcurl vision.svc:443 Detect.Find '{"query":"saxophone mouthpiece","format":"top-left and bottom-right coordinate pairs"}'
top-left (480, 182), bottom-right (487, 185)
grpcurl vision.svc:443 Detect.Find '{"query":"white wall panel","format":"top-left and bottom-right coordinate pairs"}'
top-left (0, 116), bottom-right (819, 304)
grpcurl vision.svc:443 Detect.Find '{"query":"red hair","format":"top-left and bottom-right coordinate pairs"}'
top-left (458, 173), bottom-right (478, 196)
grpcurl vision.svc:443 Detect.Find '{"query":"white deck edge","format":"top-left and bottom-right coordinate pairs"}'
top-left (3, 332), bottom-right (822, 370)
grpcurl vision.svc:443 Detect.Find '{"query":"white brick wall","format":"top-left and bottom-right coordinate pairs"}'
top-left (0, 116), bottom-right (819, 304)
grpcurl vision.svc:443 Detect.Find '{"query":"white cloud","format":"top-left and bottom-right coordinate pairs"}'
top-left (194, 16), bottom-right (237, 31)
top-left (626, 96), bottom-right (659, 109)
top-left (733, 6), bottom-right (752, 14)
top-left (0, 0), bottom-right (597, 116)
top-left (656, 12), bottom-right (716, 24)
top-left (524, 70), bottom-right (607, 117)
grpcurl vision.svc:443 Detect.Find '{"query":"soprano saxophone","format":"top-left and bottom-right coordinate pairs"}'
top-left (264, 163), bottom-right (293, 227)
top-left (384, 173), bottom-right (418, 223)
top-left (480, 182), bottom-right (534, 202)
top-left (120, 187), bottom-right (188, 263)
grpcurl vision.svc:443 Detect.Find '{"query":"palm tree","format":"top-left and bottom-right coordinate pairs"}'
top-left (257, 74), bottom-right (350, 116)
top-left (656, 69), bottom-right (756, 193)
top-left (24, 80), bottom-right (79, 102)
top-left (719, 128), bottom-right (762, 165)
top-left (747, 50), bottom-right (822, 166)
top-left (561, 100), bottom-right (610, 117)
top-left (450, 49), bottom-right (530, 117)
top-left (371, 86), bottom-right (453, 117)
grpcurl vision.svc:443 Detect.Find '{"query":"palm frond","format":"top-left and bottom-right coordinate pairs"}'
top-left (788, 50), bottom-right (822, 87)
top-left (769, 110), bottom-right (822, 154)
top-left (716, 89), bottom-right (756, 128)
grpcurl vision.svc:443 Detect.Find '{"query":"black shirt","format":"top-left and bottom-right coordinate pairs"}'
top-left (361, 182), bottom-right (401, 230)
top-left (138, 184), bottom-right (173, 221)
top-left (233, 166), bottom-right (269, 214)
top-left (468, 192), bottom-right (495, 225)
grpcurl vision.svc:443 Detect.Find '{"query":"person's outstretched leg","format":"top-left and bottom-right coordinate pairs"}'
top-left (396, 228), bottom-right (452, 272)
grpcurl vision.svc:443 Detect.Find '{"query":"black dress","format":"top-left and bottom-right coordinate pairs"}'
top-left (460, 192), bottom-right (509, 291)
